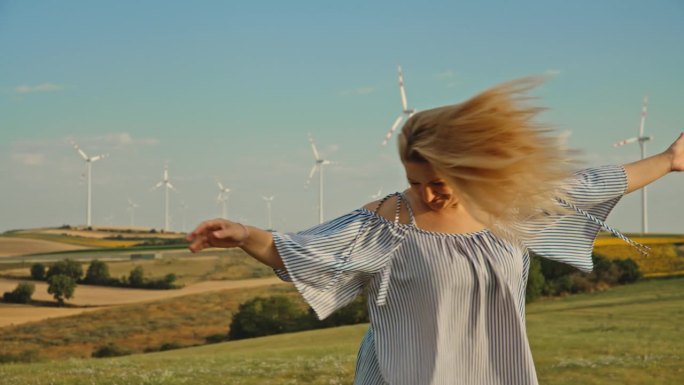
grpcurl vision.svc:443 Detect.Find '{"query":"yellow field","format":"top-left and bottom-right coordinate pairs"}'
top-left (594, 234), bottom-right (684, 277)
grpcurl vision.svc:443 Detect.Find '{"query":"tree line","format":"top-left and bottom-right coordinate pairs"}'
top-left (2, 259), bottom-right (180, 306)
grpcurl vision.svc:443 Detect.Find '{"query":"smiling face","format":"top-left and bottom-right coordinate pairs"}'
top-left (404, 161), bottom-right (459, 211)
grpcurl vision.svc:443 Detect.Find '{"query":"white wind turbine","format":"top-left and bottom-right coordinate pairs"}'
top-left (126, 198), bottom-right (139, 227)
top-left (70, 140), bottom-right (108, 228)
top-left (217, 181), bottom-right (231, 219)
top-left (371, 188), bottom-right (383, 200)
top-left (262, 196), bottom-right (274, 230)
top-left (152, 164), bottom-right (177, 232)
top-left (613, 96), bottom-right (652, 234)
top-left (382, 65), bottom-right (417, 146)
top-left (306, 135), bottom-right (333, 224)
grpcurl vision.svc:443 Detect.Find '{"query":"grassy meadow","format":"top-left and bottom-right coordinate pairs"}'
top-left (0, 276), bottom-right (682, 385)
top-left (0, 283), bottom-right (296, 360)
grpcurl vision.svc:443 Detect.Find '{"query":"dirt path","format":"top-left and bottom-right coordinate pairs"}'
top-left (0, 276), bottom-right (285, 327)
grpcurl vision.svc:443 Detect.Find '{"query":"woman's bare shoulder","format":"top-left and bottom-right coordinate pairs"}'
top-left (361, 193), bottom-right (412, 224)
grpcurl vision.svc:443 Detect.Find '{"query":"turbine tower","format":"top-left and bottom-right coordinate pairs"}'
top-left (152, 164), bottom-right (177, 232)
top-left (382, 65), bottom-right (417, 146)
top-left (70, 140), bottom-right (108, 228)
top-left (217, 181), bottom-right (231, 219)
top-left (126, 198), bottom-right (139, 227)
top-left (306, 135), bottom-right (333, 224)
top-left (262, 196), bottom-right (274, 230)
top-left (613, 96), bottom-right (652, 234)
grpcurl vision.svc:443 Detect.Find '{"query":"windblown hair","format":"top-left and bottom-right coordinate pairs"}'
top-left (398, 77), bottom-right (577, 241)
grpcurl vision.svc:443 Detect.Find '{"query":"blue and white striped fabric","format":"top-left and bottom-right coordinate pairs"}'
top-left (273, 165), bottom-right (629, 385)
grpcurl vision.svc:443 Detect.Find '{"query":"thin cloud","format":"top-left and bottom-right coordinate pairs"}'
top-left (11, 153), bottom-right (46, 166)
top-left (14, 83), bottom-right (64, 94)
top-left (68, 133), bottom-right (160, 148)
top-left (544, 69), bottom-right (562, 77)
top-left (99, 133), bottom-right (159, 146)
top-left (339, 86), bottom-right (375, 96)
top-left (434, 69), bottom-right (461, 88)
top-left (434, 69), bottom-right (456, 80)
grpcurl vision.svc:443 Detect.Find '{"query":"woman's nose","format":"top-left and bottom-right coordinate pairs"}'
top-left (421, 187), bottom-right (435, 203)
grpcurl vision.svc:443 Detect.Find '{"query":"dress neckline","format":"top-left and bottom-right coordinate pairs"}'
top-left (358, 207), bottom-right (491, 239)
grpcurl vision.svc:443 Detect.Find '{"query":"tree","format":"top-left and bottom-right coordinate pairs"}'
top-left (128, 266), bottom-right (145, 287)
top-left (228, 295), bottom-right (305, 340)
top-left (46, 259), bottom-right (83, 282)
top-left (614, 258), bottom-right (641, 284)
top-left (2, 282), bottom-right (35, 304)
top-left (84, 260), bottom-right (110, 285)
top-left (525, 255), bottom-right (545, 303)
top-left (92, 343), bottom-right (132, 358)
top-left (30, 263), bottom-right (46, 280)
top-left (47, 274), bottom-right (76, 305)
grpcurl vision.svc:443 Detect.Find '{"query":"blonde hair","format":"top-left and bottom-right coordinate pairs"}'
top-left (398, 77), bottom-right (577, 241)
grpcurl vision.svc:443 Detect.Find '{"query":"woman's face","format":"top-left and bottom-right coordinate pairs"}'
top-left (404, 162), bottom-right (459, 211)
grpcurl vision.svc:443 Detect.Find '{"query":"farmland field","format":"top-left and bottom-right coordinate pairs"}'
top-left (594, 233), bottom-right (684, 277)
top-left (0, 277), bottom-right (681, 384)
top-left (0, 237), bottom-right (86, 257)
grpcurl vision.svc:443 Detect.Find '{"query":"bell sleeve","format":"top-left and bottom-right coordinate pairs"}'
top-left (523, 165), bottom-right (628, 272)
top-left (272, 209), bottom-right (406, 319)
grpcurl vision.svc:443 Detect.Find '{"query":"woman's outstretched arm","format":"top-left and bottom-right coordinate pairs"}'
top-left (623, 132), bottom-right (684, 194)
top-left (186, 219), bottom-right (284, 269)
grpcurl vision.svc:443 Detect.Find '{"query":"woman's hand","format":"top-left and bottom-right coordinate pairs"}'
top-left (665, 132), bottom-right (684, 172)
top-left (186, 219), bottom-right (249, 253)
top-left (624, 132), bottom-right (684, 194)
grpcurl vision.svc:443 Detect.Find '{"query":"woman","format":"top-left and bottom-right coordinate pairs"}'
top-left (187, 78), bottom-right (683, 385)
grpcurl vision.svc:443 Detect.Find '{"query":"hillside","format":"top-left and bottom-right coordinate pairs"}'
top-left (0, 277), bottom-right (682, 385)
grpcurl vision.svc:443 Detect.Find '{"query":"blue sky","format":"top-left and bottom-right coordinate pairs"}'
top-left (1, 0), bottom-right (683, 234)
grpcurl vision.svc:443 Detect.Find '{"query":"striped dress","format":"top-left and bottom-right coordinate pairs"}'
top-left (273, 165), bottom-right (630, 385)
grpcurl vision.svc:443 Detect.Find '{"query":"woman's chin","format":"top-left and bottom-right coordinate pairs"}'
top-left (428, 202), bottom-right (449, 211)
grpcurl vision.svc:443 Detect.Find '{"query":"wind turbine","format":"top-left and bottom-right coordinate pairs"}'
top-left (152, 164), bottom-right (177, 232)
top-left (126, 198), bottom-right (139, 227)
top-left (70, 140), bottom-right (108, 228)
top-left (371, 188), bottom-right (383, 200)
top-left (382, 65), bottom-right (417, 146)
top-left (262, 196), bottom-right (274, 230)
top-left (306, 135), bottom-right (333, 224)
top-left (217, 181), bottom-right (231, 219)
top-left (613, 96), bottom-right (652, 234)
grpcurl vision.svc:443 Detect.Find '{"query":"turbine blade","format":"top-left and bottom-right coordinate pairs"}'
top-left (308, 164), bottom-right (318, 180)
top-left (638, 96), bottom-right (648, 137)
top-left (71, 141), bottom-right (89, 161)
top-left (309, 135), bottom-right (321, 160)
top-left (217, 181), bottom-right (224, 190)
top-left (398, 65), bottom-right (409, 111)
top-left (91, 153), bottom-right (108, 162)
top-left (382, 115), bottom-right (404, 146)
top-left (153, 181), bottom-right (163, 190)
top-left (613, 137), bottom-right (639, 147)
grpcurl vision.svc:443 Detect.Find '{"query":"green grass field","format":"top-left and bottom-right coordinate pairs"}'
top-left (0, 277), bottom-right (682, 385)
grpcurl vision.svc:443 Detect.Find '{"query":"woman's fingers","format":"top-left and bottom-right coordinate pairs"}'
top-left (187, 220), bottom-right (243, 252)
top-left (186, 219), bottom-right (226, 241)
